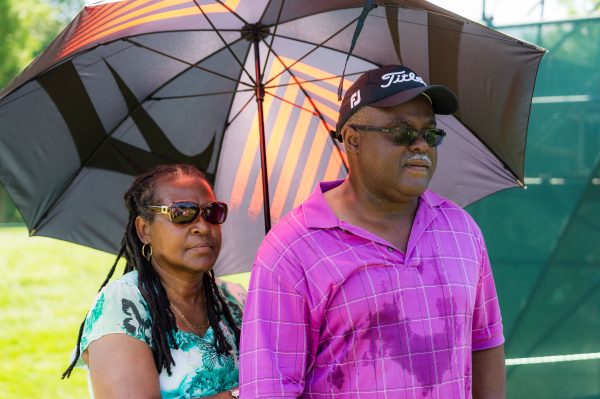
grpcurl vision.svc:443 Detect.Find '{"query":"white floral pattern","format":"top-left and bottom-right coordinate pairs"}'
top-left (77, 271), bottom-right (245, 398)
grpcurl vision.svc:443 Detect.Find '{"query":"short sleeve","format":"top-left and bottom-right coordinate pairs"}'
top-left (239, 264), bottom-right (312, 398)
top-left (79, 276), bottom-right (153, 359)
top-left (472, 240), bottom-right (505, 351)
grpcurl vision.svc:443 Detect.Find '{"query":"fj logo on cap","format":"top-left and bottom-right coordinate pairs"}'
top-left (380, 71), bottom-right (426, 88)
top-left (350, 90), bottom-right (361, 108)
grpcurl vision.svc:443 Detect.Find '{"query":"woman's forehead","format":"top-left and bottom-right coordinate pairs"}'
top-left (154, 174), bottom-right (213, 200)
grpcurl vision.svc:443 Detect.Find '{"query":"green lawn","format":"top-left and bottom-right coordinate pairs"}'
top-left (0, 226), bottom-right (249, 398)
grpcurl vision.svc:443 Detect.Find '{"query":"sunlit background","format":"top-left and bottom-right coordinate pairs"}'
top-left (1, 0), bottom-right (599, 397)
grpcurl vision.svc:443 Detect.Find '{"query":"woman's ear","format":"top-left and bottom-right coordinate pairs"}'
top-left (135, 215), bottom-right (151, 244)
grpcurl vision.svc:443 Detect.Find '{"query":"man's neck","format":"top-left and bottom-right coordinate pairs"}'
top-left (323, 179), bottom-right (421, 251)
top-left (325, 179), bottom-right (419, 223)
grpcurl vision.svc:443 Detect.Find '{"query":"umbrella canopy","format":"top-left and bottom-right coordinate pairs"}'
top-left (0, 0), bottom-right (545, 275)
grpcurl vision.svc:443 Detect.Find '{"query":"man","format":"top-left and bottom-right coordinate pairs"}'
top-left (240, 65), bottom-right (505, 398)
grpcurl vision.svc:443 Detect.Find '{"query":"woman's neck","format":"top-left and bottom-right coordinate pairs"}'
top-left (151, 260), bottom-right (205, 304)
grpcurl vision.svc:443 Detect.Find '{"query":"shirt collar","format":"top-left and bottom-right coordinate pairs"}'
top-left (420, 188), bottom-right (447, 208)
top-left (302, 179), bottom-right (448, 230)
top-left (302, 180), bottom-right (344, 229)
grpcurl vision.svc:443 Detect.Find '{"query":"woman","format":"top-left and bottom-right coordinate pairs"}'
top-left (63, 164), bottom-right (244, 399)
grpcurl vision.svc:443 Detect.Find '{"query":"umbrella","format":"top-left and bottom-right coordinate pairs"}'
top-left (0, 0), bottom-right (545, 275)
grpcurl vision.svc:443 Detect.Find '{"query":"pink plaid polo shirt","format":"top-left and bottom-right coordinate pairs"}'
top-left (240, 180), bottom-right (504, 398)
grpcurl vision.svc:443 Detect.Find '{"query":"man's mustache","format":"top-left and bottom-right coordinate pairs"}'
top-left (401, 153), bottom-right (432, 168)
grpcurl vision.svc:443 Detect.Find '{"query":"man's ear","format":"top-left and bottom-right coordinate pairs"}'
top-left (135, 215), bottom-right (151, 244)
top-left (343, 125), bottom-right (360, 153)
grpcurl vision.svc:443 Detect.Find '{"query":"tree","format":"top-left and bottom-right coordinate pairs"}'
top-left (556, 0), bottom-right (600, 16)
top-left (0, 0), bottom-right (83, 88)
top-left (0, 0), bottom-right (20, 89)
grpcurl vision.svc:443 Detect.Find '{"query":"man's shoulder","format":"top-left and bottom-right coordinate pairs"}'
top-left (254, 201), bottom-right (331, 273)
top-left (423, 190), bottom-right (483, 235)
top-left (259, 204), bottom-right (312, 252)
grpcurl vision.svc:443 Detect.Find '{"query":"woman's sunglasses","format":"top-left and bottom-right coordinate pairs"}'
top-left (147, 201), bottom-right (228, 225)
top-left (350, 124), bottom-right (446, 147)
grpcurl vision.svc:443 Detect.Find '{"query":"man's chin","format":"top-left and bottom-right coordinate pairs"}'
top-left (394, 177), bottom-right (431, 198)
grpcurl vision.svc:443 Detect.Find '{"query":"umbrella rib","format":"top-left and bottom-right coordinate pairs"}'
top-left (266, 46), bottom-right (349, 173)
top-left (213, 0), bottom-right (249, 25)
top-left (225, 92), bottom-right (256, 127)
top-left (0, 41), bottom-right (134, 107)
top-left (264, 71), bottom-right (366, 89)
top-left (192, 0), bottom-right (255, 85)
top-left (263, 91), bottom-right (318, 115)
top-left (213, 43), bottom-right (255, 187)
top-left (268, 32), bottom-right (382, 68)
top-left (152, 88), bottom-right (255, 101)
top-left (262, 15), bottom-right (362, 87)
top-left (37, 39), bottom-right (254, 216)
top-left (6, 36), bottom-right (252, 109)
top-left (125, 37), bottom-right (253, 90)
top-left (259, 0), bottom-right (286, 81)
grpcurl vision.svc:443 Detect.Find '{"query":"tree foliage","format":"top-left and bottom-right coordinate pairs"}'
top-left (556, 0), bottom-right (600, 16)
top-left (0, 0), bottom-right (20, 90)
top-left (0, 0), bottom-right (83, 89)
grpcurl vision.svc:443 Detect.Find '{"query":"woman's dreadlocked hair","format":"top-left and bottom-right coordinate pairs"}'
top-left (62, 163), bottom-right (241, 378)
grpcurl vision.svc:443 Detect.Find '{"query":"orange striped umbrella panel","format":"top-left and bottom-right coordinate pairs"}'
top-left (0, 0), bottom-right (545, 275)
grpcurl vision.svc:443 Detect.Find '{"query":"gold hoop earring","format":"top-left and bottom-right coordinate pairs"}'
top-left (141, 243), bottom-right (152, 261)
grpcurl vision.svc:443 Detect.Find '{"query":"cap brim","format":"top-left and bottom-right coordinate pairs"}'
top-left (370, 85), bottom-right (458, 115)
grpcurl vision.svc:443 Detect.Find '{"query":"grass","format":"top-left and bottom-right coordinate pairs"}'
top-left (0, 226), bottom-right (249, 398)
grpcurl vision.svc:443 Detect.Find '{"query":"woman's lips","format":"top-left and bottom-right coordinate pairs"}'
top-left (187, 243), bottom-right (214, 254)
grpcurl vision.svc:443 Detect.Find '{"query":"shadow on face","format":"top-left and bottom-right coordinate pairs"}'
top-left (342, 96), bottom-right (438, 202)
top-left (137, 172), bottom-right (223, 276)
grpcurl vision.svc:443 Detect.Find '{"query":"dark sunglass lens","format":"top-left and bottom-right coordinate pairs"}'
top-left (202, 202), bottom-right (228, 224)
top-left (170, 203), bottom-right (200, 224)
top-left (424, 130), bottom-right (436, 147)
top-left (392, 127), bottom-right (418, 145)
top-left (425, 129), bottom-right (445, 147)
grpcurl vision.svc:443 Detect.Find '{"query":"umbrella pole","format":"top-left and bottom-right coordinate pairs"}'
top-left (252, 39), bottom-right (272, 233)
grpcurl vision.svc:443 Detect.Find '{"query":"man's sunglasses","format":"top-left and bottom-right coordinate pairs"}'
top-left (148, 201), bottom-right (228, 225)
top-left (350, 124), bottom-right (446, 147)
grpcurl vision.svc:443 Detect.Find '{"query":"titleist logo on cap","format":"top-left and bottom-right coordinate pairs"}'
top-left (380, 71), bottom-right (426, 88)
top-left (334, 65), bottom-right (458, 138)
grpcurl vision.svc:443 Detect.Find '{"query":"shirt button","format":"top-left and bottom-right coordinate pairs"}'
top-left (387, 246), bottom-right (394, 252)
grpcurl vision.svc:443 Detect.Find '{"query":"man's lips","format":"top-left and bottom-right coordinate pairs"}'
top-left (402, 159), bottom-right (431, 168)
top-left (401, 153), bottom-right (432, 169)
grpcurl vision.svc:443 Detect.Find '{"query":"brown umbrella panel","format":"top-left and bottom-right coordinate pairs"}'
top-left (0, 0), bottom-right (545, 275)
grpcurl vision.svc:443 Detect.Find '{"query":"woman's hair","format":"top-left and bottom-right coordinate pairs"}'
top-left (62, 163), bottom-right (241, 378)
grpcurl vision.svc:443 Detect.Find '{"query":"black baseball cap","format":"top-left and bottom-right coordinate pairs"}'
top-left (334, 65), bottom-right (458, 140)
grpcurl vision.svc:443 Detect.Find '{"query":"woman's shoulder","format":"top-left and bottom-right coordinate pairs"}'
top-left (97, 270), bottom-right (142, 300)
top-left (105, 269), bottom-right (139, 288)
top-left (79, 269), bottom-right (153, 357)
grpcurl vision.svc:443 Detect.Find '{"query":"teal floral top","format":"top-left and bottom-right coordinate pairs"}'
top-left (76, 271), bottom-right (246, 398)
